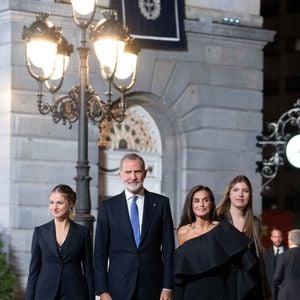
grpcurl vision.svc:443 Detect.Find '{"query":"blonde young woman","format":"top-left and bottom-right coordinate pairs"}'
top-left (26, 184), bottom-right (94, 300)
top-left (174, 185), bottom-right (258, 300)
top-left (216, 175), bottom-right (271, 300)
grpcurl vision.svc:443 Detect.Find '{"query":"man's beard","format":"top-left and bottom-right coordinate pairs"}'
top-left (125, 182), bottom-right (143, 194)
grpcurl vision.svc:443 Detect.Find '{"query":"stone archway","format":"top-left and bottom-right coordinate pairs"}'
top-left (98, 104), bottom-right (163, 199)
top-left (97, 92), bottom-right (182, 224)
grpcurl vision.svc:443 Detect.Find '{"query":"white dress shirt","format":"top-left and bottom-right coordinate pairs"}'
top-left (125, 190), bottom-right (144, 232)
top-left (273, 245), bottom-right (284, 255)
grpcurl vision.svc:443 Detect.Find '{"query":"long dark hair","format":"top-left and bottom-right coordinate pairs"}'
top-left (216, 175), bottom-right (253, 236)
top-left (216, 175), bottom-right (264, 255)
top-left (178, 185), bottom-right (216, 229)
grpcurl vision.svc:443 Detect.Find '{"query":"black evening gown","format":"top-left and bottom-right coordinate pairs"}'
top-left (174, 222), bottom-right (258, 300)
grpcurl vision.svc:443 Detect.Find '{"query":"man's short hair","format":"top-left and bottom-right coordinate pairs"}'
top-left (288, 229), bottom-right (300, 246)
top-left (119, 153), bottom-right (145, 170)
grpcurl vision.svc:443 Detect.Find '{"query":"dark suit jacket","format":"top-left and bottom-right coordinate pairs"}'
top-left (274, 247), bottom-right (300, 300)
top-left (94, 189), bottom-right (175, 300)
top-left (264, 245), bottom-right (288, 299)
top-left (26, 220), bottom-right (94, 300)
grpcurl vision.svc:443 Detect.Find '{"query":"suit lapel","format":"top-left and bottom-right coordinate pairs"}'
top-left (116, 192), bottom-right (136, 245)
top-left (42, 220), bottom-right (58, 257)
top-left (140, 190), bottom-right (157, 244)
top-left (116, 191), bottom-right (158, 247)
top-left (61, 221), bottom-right (78, 260)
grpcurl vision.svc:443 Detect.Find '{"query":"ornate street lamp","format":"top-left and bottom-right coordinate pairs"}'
top-left (22, 0), bottom-right (140, 232)
top-left (256, 99), bottom-right (300, 193)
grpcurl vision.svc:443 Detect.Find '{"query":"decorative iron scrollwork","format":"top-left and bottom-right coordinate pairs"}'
top-left (256, 99), bottom-right (300, 192)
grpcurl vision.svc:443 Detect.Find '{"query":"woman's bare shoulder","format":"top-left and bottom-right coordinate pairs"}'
top-left (178, 224), bottom-right (190, 233)
top-left (177, 224), bottom-right (192, 245)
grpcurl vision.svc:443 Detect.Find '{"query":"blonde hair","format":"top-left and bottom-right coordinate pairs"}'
top-left (50, 184), bottom-right (76, 219)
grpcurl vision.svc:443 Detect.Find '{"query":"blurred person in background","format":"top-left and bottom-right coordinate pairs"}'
top-left (274, 229), bottom-right (300, 300)
top-left (264, 227), bottom-right (288, 299)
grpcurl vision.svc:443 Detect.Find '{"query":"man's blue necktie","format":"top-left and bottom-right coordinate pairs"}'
top-left (130, 195), bottom-right (140, 247)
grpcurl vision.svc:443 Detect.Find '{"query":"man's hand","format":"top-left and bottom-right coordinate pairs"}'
top-left (99, 292), bottom-right (112, 300)
top-left (160, 289), bottom-right (172, 300)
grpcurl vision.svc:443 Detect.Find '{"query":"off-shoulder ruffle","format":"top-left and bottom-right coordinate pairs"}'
top-left (174, 222), bottom-right (258, 299)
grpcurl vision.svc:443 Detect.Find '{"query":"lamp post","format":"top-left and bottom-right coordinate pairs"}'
top-left (22, 0), bottom-right (140, 233)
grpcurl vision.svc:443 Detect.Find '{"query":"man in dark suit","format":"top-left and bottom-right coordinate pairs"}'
top-left (264, 227), bottom-right (288, 299)
top-left (94, 153), bottom-right (175, 300)
top-left (274, 229), bottom-right (300, 300)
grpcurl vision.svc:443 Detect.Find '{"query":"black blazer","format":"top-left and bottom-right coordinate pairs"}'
top-left (264, 245), bottom-right (288, 299)
top-left (274, 247), bottom-right (300, 300)
top-left (94, 189), bottom-right (175, 300)
top-left (26, 220), bottom-right (94, 300)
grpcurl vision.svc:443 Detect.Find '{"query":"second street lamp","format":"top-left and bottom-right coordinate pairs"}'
top-left (22, 1), bottom-right (140, 233)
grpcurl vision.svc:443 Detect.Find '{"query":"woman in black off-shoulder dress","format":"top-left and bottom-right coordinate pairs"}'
top-left (216, 175), bottom-right (271, 300)
top-left (174, 185), bottom-right (259, 300)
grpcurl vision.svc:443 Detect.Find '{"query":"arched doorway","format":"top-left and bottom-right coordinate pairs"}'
top-left (98, 104), bottom-right (163, 199)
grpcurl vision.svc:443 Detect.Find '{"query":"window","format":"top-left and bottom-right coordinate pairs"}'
top-left (286, 38), bottom-right (300, 53)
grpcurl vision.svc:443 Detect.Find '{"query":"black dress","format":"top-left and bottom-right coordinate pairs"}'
top-left (174, 222), bottom-right (258, 300)
top-left (218, 212), bottom-right (267, 300)
top-left (55, 243), bottom-right (68, 300)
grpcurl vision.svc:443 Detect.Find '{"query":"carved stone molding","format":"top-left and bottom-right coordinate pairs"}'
top-left (98, 105), bottom-right (161, 153)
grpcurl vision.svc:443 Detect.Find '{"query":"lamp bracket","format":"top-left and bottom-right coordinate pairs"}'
top-left (257, 99), bottom-right (300, 192)
top-left (36, 82), bottom-right (126, 129)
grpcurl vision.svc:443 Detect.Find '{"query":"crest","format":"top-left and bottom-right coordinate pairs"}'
top-left (138, 0), bottom-right (161, 20)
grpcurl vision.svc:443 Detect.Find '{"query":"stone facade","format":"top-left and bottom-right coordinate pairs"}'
top-left (0, 0), bottom-right (274, 297)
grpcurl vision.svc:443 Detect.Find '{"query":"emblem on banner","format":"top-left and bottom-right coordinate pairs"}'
top-left (138, 0), bottom-right (161, 20)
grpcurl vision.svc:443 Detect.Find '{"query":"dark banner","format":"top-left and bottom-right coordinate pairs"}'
top-left (112, 0), bottom-right (186, 49)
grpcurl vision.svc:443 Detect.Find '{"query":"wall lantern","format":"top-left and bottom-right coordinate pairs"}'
top-left (256, 99), bottom-right (300, 193)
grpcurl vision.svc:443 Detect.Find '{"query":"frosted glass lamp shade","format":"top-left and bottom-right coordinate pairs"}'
top-left (115, 52), bottom-right (137, 79)
top-left (27, 39), bottom-right (57, 72)
top-left (94, 38), bottom-right (125, 77)
top-left (43, 54), bottom-right (70, 80)
top-left (71, 0), bottom-right (95, 15)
